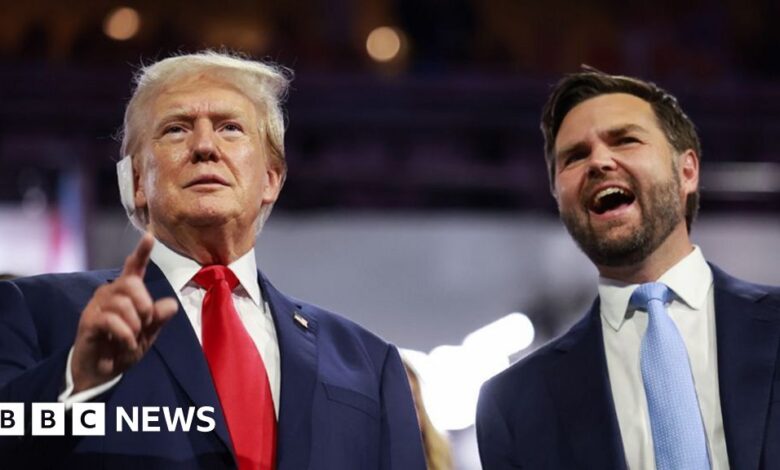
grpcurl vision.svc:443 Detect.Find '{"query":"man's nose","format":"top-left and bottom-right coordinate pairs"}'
top-left (587, 143), bottom-right (618, 178)
top-left (191, 120), bottom-right (218, 162)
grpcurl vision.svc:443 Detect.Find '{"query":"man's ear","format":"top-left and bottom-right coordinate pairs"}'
top-left (261, 165), bottom-right (284, 205)
top-left (117, 155), bottom-right (137, 214)
top-left (132, 155), bottom-right (147, 210)
top-left (678, 149), bottom-right (699, 196)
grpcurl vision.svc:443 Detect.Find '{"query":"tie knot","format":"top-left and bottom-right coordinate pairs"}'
top-left (193, 265), bottom-right (239, 291)
top-left (629, 282), bottom-right (673, 311)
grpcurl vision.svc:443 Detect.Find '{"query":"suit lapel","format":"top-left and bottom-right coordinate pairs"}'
top-left (712, 266), bottom-right (780, 470)
top-left (259, 273), bottom-right (318, 470)
top-left (546, 300), bottom-right (628, 470)
top-left (142, 262), bottom-right (234, 456)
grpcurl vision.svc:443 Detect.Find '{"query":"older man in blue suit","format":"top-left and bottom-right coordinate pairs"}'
top-left (0, 51), bottom-right (425, 469)
top-left (477, 69), bottom-right (780, 469)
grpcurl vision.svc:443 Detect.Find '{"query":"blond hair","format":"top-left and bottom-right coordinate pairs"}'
top-left (404, 361), bottom-right (454, 470)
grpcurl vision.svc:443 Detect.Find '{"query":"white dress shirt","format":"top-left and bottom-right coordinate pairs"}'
top-left (61, 240), bottom-right (280, 416)
top-left (600, 246), bottom-right (728, 470)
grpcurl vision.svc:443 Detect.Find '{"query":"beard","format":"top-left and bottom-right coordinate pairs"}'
top-left (560, 173), bottom-right (684, 267)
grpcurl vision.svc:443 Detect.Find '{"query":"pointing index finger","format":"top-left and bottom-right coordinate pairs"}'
top-left (122, 233), bottom-right (154, 277)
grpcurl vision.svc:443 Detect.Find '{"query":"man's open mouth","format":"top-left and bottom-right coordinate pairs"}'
top-left (588, 186), bottom-right (636, 215)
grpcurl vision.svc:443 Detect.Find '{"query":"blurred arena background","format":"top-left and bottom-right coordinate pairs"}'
top-left (1, 1), bottom-right (778, 467)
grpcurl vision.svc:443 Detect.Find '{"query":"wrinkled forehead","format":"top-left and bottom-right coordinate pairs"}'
top-left (149, 75), bottom-right (257, 120)
top-left (555, 93), bottom-right (660, 151)
top-left (157, 72), bottom-right (248, 97)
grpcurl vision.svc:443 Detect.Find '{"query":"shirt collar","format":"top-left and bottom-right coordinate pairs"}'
top-left (599, 245), bottom-right (713, 331)
top-left (150, 238), bottom-right (262, 307)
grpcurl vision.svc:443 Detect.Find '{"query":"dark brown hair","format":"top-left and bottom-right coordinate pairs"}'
top-left (540, 67), bottom-right (701, 231)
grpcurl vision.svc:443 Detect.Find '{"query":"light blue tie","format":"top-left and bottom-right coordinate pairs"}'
top-left (630, 282), bottom-right (710, 470)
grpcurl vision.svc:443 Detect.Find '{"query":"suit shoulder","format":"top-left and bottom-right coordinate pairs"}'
top-left (755, 284), bottom-right (780, 312)
top-left (8, 269), bottom-right (118, 292)
top-left (289, 298), bottom-right (402, 394)
top-left (4, 269), bottom-right (118, 311)
top-left (711, 265), bottom-right (780, 312)
top-left (297, 300), bottom-right (390, 350)
top-left (482, 338), bottom-right (558, 394)
top-left (10, 269), bottom-right (117, 285)
top-left (481, 313), bottom-right (588, 402)
top-left (757, 282), bottom-right (780, 305)
top-left (259, 275), bottom-right (394, 361)
top-left (0, 269), bottom-right (120, 355)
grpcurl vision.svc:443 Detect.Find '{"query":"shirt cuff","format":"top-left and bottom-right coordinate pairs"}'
top-left (58, 347), bottom-right (122, 409)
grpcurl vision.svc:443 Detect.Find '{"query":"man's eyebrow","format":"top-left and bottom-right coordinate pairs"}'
top-left (555, 124), bottom-right (650, 161)
top-left (154, 110), bottom-right (191, 125)
top-left (601, 123), bottom-right (649, 139)
top-left (154, 107), bottom-right (245, 126)
top-left (556, 142), bottom-right (590, 162)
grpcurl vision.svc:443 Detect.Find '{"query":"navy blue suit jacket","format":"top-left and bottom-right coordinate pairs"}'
top-left (0, 263), bottom-right (426, 469)
top-left (477, 265), bottom-right (780, 469)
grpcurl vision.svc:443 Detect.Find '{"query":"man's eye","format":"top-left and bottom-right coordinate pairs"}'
top-left (563, 152), bottom-right (586, 166)
top-left (163, 125), bottom-right (186, 135)
top-left (221, 123), bottom-right (243, 133)
top-left (616, 136), bottom-right (640, 145)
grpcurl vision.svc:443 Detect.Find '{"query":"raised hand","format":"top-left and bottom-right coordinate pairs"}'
top-left (71, 234), bottom-right (179, 393)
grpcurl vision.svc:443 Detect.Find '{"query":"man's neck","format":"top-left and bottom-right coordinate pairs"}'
top-left (150, 222), bottom-right (255, 266)
top-left (596, 224), bottom-right (694, 284)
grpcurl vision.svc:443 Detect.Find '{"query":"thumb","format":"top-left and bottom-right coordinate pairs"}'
top-left (154, 297), bottom-right (179, 323)
top-left (144, 297), bottom-right (179, 340)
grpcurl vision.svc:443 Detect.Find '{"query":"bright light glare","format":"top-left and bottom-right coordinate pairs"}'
top-left (366, 26), bottom-right (402, 62)
top-left (463, 313), bottom-right (535, 356)
top-left (426, 345), bottom-right (508, 431)
top-left (103, 7), bottom-right (141, 41)
top-left (401, 313), bottom-right (535, 431)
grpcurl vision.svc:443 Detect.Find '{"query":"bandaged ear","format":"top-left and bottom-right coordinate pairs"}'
top-left (116, 155), bottom-right (145, 230)
top-left (116, 155), bottom-right (135, 214)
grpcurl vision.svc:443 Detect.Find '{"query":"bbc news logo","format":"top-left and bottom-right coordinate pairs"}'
top-left (0, 403), bottom-right (216, 435)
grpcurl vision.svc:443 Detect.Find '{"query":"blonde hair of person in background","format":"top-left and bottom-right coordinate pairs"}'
top-left (403, 360), bottom-right (453, 470)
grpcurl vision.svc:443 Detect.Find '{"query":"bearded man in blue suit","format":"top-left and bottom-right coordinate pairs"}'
top-left (477, 69), bottom-right (780, 469)
top-left (0, 51), bottom-right (425, 470)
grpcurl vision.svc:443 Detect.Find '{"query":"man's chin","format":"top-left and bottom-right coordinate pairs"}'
top-left (585, 240), bottom-right (649, 267)
top-left (592, 222), bottom-right (639, 243)
top-left (176, 210), bottom-right (235, 228)
top-left (572, 225), bottom-right (650, 267)
top-left (588, 209), bottom-right (641, 232)
top-left (562, 210), bottom-right (646, 264)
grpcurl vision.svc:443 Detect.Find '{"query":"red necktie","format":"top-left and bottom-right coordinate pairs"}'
top-left (194, 265), bottom-right (276, 470)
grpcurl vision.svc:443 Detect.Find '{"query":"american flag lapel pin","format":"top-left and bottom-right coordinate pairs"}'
top-left (293, 311), bottom-right (309, 330)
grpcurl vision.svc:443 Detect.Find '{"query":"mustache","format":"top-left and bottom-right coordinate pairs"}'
top-left (580, 175), bottom-right (639, 207)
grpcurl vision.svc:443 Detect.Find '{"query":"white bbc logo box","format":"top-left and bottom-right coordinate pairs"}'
top-left (31, 403), bottom-right (65, 436)
top-left (72, 403), bottom-right (105, 435)
top-left (0, 403), bottom-right (24, 435)
top-left (0, 402), bottom-right (106, 436)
